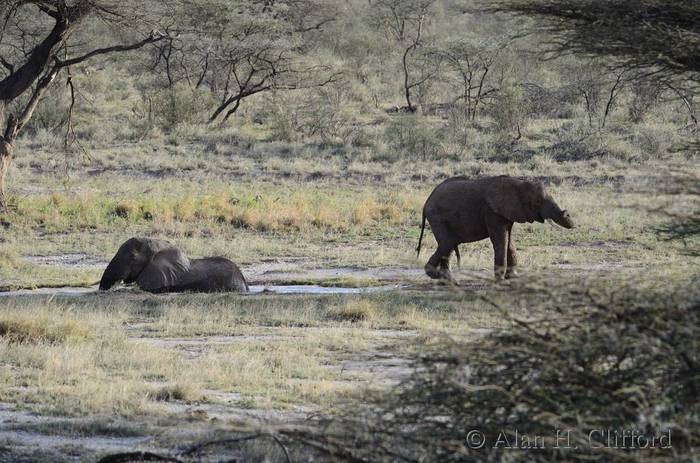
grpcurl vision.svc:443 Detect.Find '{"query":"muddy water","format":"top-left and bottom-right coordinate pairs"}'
top-left (0, 286), bottom-right (97, 297)
top-left (0, 284), bottom-right (402, 298)
top-left (248, 284), bottom-right (401, 294)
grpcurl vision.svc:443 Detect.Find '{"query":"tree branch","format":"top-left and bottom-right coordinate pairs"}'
top-left (0, 56), bottom-right (14, 74)
top-left (54, 32), bottom-right (168, 69)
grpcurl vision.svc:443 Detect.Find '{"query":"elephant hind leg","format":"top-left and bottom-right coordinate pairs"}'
top-left (425, 220), bottom-right (456, 281)
top-left (505, 229), bottom-right (518, 279)
top-left (424, 256), bottom-right (442, 279)
top-left (425, 247), bottom-right (455, 281)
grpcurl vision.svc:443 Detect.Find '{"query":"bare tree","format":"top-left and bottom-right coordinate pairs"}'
top-left (438, 36), bottom-right (511, 120)
top-left (149, 0), bottom-right (339, 124)
top-left (371, 0), bottom-right (435, 112)
top-left (568, 62), bottom-right (629, 130)
top-left (0, 0), bottom-right (170, 206)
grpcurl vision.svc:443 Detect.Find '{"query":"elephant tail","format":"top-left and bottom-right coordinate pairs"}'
top-left (454, 245), bottom-right (461, 267)
top-left (416, 213), bottom-right (426, 258)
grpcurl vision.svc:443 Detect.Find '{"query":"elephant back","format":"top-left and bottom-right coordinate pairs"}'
top-left (136, 247), bottom-right (191, 291)
top-left (424, 176), bottom-right (473, 206)
top-left (174, 257), bottom-right (249, 293)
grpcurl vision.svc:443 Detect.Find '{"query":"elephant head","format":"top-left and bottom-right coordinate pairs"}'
top-left (541, 199), bottom-right (574, 229)
top-left (99, 238), bottom-right (190, 291)
top-left (486, 176), bottom-right (574, 228)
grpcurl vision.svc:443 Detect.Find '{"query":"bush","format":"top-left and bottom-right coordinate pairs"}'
top-left (285, 279), bottom-right (700, 462)
top-left (383, 115), bottom-right (444, 160)
top-left (488, 80), bottom-right (529, 135)
top-left (21, 84), bottom-right (70, 135)
top-left (630, 125), bottom-right (675, 159)
top-left (627, 79), bottom-right (662, 123)
top-left (152, 83), bottom-right (214, 128)
top-left (327, 300), bottom-right (377, 322)
top-left (545, 123), bottom-right (611, 162)
top-left (523, 83), bottom-right (577, 119)
top-left (0, 315), bottom-right (91, 344)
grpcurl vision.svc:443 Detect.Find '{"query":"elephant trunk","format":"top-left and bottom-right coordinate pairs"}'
top-left (541, 196), bottom-right (574, 229)
top-left (99, 257), bottom-right (125, 290)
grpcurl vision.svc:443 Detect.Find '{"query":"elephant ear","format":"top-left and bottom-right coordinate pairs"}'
top-left (486, 177), bottom-right (545, 223)
top-left (136, 247), bottom-right (190, 291)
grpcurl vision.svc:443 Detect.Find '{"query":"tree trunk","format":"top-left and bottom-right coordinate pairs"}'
top-left (0, 14), bottom-right (71, 208)
top-left (0, 136), bottom-right (14, 208)
top-left (402, 46), bottom-right (415, 112)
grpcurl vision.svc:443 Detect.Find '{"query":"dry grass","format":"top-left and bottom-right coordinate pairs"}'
top-left (0, 309), bottom-right (93, 344)
top-left (2, 168), bottom-right (697, 290)
top-left (5, 185), bottom-right (420, 235)
top-left (0, 291), bottom-right (506, 417)
top-left (327, 300), bottom-right (378, 322)
top-left (147, 383), bottom-right (203, 403)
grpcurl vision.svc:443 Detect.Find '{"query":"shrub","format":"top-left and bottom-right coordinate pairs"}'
top-left (285, 279), bottom-right (700, 462)
top-left (627, 79), bottom-right (662, 123)
top-left (0, 316), bottom-right (91, 345)
top-left (327, 300), bottom-right (377, 322)
top-left (152, 83), bottom-right (214, 128)
top-left (488, 79), bottom-right (529, 135)
top-left (631, 125), bottom-right (675, 159)
top-left (383, 115), bottom-right (444, 160)
top-left (523, 82), bottom-right (577, 119)
top-left (147, 383), bottom-right (202, 403)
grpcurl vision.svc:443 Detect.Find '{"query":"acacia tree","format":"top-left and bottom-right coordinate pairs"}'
top-left (0, 0), bottom-right (172, 207)
top-left (371, 0), bottom-right (436, 112)
top-left (486, 0), bottom-right (700, 81)
top-left (437, 36), bottom-right (511, 120)
top-left (149, 0), bottom-right (339, 124)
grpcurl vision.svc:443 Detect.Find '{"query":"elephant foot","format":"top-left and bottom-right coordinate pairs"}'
top-left (425, 263), bottom-right (442, 280)
top-left (505, 268), bottom-right (519, 279)
top-left (425, 263), bottom-right (456, 283)
top-left (438, 268), bottom-right (455, 283)
top-left (494, 266), bottom-right (507, 281)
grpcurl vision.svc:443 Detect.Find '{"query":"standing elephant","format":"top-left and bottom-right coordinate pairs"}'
top-left (416, 175), bottom-right (574, 281)
top-left (99, 237), bottom-right (249, 293)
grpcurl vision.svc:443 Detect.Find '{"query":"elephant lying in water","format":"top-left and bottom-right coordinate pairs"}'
top-left (417, 175), bottom-right (574, 281)
top-left (99, 237), bottom-right (248, 293)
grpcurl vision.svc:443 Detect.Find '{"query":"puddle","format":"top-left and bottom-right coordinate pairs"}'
top-left (0, 429), bottom-right (151, 453)
top-left (248, 284), bottom-right (400, 294)
top-left (0, 399), bottom-right (310, 460)
top-left (0, 286), bottom-right (96, 297)
top-left (246, 264), bottom-right (425, 284)
top-left (0, 284), bottom-right (401, 298)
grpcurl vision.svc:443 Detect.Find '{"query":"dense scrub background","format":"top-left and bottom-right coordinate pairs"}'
top-left (8, 0), bottom-right (697, 171)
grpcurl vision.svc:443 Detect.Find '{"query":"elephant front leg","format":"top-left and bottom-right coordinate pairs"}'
top-left (488, 223), bottom-right (508, 280)
top-left (505, 229), bottom-right (518, 279)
